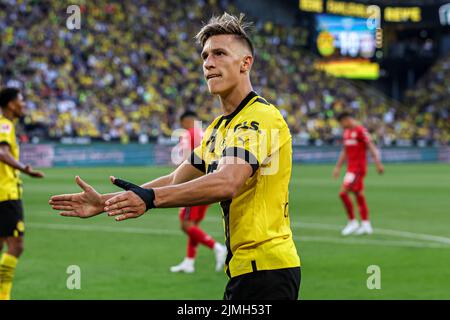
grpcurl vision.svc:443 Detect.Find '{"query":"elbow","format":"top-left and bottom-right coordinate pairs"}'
top-left (217, 174), bottom-right (239, 200)
top-left (221, 186), bottom-right (237, 200)
top-left (167, 172), bottom-right (176, 186)
top-left (211, 172), bottom-right (235, 200)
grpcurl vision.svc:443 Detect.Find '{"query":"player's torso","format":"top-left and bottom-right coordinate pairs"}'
top-left (343, 126), bottom-right (367, 172)
top-left (201, 96), bottom-right (300, 278)
top-left (0, 116), bottom-right (21, 202)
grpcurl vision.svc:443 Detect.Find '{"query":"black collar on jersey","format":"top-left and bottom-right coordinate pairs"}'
top-left (223, 91), bottom-right (258, 121)
top-left (205, 91), bottom-right (263, 153)
top-left (209, 91), bottom-right (259, 138)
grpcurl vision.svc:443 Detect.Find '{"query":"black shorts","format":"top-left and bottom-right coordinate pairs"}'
top-left (0, 200), bottom-right (25, 238)
top-left (223, 267), bottom-right (301, 300)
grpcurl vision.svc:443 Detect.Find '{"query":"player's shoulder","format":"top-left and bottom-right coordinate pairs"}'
top-left (355, 124), bottom-right (371, 141)
top-left (243, 94), bottom-right (287, 128)
top-left (201, 115), bottom-right (223, 139)
top-left (249, 94), bottom-right (277, 115)
top-left (206, 114), bottom-right (223, 130)
top-left (193, 126), bottom-right (204, 135)
top-left (356, 125), bottom-right (370, 136)
top-left (356, 124), bottom-right (368, 132)
top-left (0, 116), bottom-right (13, 135)
top-left (187, 127), bottom-right (197, 136)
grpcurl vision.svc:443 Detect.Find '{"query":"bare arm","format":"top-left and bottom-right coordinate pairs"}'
top-left (142, 160), bottom-right (203, 189)
top-left (104, 157), bottom-right (253, 220)
top-left (367, 140), bottom-right (384, 174)
top-left (333, 149), bottom-right (347, 179)
top-left (50, 160), bottom-right (204, 218)
top-left (153, 157), bottom-right (251, 208)
top-left (99, 160), bottom-right (203, 202)
top-left (0, 144), bottom-right (44, 178)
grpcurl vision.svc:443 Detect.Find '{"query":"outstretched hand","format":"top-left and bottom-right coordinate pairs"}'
top-left (24, 165), bottom-right (45, 178)
top-left (49, 176), bottom-right (104, 218)
top-left (104, 176), bottom-right (151, 222)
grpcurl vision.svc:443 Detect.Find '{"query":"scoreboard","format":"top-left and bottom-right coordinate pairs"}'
top-left (299, 0), bottom-right (450, 27)
top-left (315, 14), bottom-right (377, 59)
top-left (314, 14), bottom-right (380, 80)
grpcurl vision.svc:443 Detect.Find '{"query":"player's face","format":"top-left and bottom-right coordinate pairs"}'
top-left (10, 93), bottom-right (26, 118)
top-left (180, 117), bottom-right (194, 130)
top-left (340, 117), bottom-right (354, 129)
top-left (201, 35), bottom-right (251, 96)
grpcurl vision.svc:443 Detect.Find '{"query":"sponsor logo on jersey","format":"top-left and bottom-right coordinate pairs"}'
top-left (0, 123), bottom-right (11, 134)
top-left (233, 121), bottom-right (260, 132)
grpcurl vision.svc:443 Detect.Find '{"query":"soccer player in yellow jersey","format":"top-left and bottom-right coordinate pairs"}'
top-left (49, 13), bottom-right (301, 300)
top-left (0, 87), bottom-right (44, 300)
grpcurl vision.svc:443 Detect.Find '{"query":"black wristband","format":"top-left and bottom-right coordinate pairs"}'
top-left (113, 178), bottom-right (156, 211)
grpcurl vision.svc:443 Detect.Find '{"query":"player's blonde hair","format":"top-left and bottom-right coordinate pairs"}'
top-left (195, 12), bottom-right (254, 55)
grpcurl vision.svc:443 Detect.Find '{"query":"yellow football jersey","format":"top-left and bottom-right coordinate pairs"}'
top-left (0, 115), bottom-right (22, 202)
top-left (190, 91), bottom-right (301, 278)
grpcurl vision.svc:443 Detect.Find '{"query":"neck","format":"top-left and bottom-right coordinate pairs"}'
top-left (218, 79), bottom-right (253, 116)
top-left (1, 109), bottom-right (14, 121)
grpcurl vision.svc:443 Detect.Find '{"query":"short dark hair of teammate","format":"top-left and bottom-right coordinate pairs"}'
top-left (0, 87), bottom-right (20, 109)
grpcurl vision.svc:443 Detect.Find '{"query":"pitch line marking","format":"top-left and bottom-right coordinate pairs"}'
top-left (28, 222), bottom-right (450, 249)
top-left (296, 222), bottom-right (450, 245)
top-left (202, 216), bottom-right (450, 246)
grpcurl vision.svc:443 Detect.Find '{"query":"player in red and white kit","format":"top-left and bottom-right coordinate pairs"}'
top-left (333, 112), bottom-right (384, 236)
top-left (170, 111), bottom-right (227, 273)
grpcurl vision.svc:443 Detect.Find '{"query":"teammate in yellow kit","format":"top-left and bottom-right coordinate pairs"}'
top-left (0, 87), bottom-right (44, 300)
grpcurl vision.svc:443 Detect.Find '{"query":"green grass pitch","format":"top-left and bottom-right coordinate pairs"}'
top-left (9, 163), bottom-right (450, 299)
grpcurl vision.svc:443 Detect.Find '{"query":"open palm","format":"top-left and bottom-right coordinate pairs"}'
top-left (49, 176), bottom-right (104, 218)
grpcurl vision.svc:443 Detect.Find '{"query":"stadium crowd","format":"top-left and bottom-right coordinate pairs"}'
top-left (403, 53), bottom-right (450, 146)
top-left (0, 0), bottom-right (448, 146)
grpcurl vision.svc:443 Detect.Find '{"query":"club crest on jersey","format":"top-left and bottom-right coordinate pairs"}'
top-left (0, 123), bottom-right (11, 134)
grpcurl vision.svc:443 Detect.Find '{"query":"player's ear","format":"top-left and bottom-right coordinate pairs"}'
top-left (240, 55), bottom-right (253, 73)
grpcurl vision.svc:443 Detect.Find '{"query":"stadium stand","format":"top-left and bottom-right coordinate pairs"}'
top-left (404, 53), bottom-right (450, 146)
top-left (0, 0), bottom-right (448, 146)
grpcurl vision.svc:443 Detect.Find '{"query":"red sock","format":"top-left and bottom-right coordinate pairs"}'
top-left (186, 225), bottom-right (215, 249)
top-left (187, 236), bottom-right (198, 258)
top-left (356, 193), bottom-right (369, 221)
top-left (339, 192), bottom-right (355, 220)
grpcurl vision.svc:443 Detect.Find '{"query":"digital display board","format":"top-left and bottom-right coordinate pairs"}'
top-left (315, 14), bottom-right (380, 79)
top-left (315, 59), bottom-right (379, 80)
top-left (316, 14), bottom-right (377, 58)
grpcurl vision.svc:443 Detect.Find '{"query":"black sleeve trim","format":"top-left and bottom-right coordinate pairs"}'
top-left (188, 151), bottom-right (206, 173)
top-left (0, 141), bottom-right (10, 146)
top-left (222, 147), bottom-right (259, 176)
